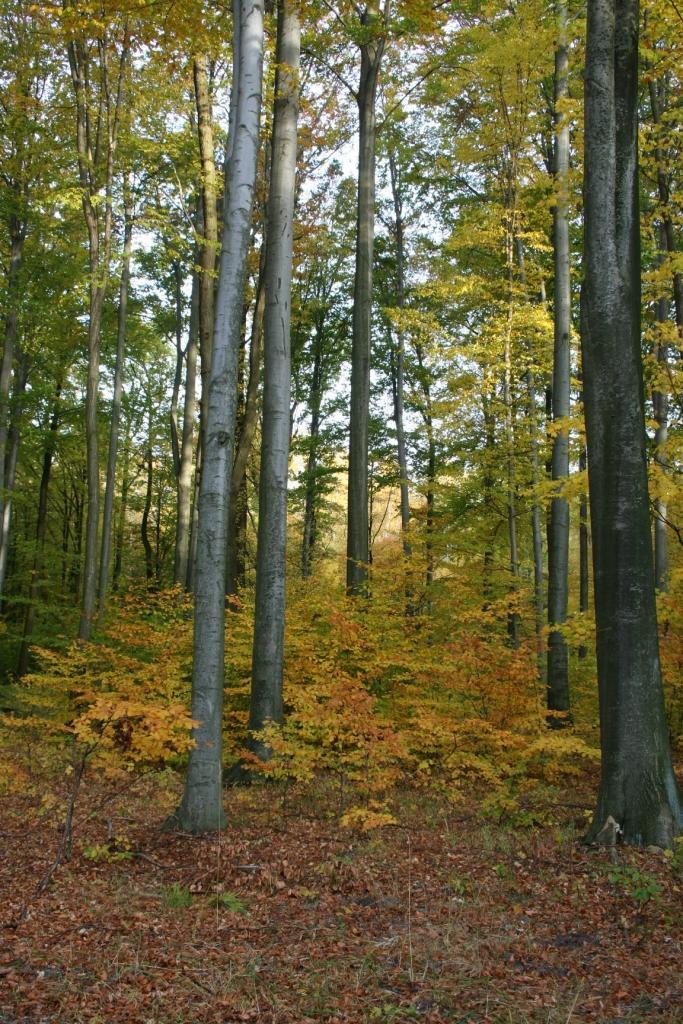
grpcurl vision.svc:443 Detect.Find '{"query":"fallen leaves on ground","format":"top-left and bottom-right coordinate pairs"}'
top-left (1, 771), bottom-right (681, 1024)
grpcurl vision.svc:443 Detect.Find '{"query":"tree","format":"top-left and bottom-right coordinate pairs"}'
top-left (170, 0), bottom-right (265, 833)
top-left (249, 0), bottom-right (301, 762)
top-left (65, 8), bottom-right (130, 640)
top-left (97, 176), bottom-right (133, 617)
top-left (582, 0), bottom-right (682, 846)
top-left (546, 0), bottom-right (571, 720)
top-left (346, 1), bottom-right (389, 594)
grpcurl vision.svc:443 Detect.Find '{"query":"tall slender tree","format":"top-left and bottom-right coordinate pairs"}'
top-left (98, 178), bottom-right (133, 617)
top-left (346, 1), bottom-right (388, 594)
top-left (547, 0), bottom-right (571, 720)
top-left (248, 0), bottom-right (300, 762)
top-left (582, 0), bottom-right (682, 846)
top-left (66, 15), bottom-right (130, 640)
top-left (170, 0), bottom-right (264, 833)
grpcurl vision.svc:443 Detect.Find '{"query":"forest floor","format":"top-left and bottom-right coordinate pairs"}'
top-left (1, 766), bottom-right (682, 1024)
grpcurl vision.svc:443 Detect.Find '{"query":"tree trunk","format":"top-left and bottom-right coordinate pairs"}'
top-left (547, 0), bottom-right (572, 719)
top-left (98, 183), bottom-right (133, 618)
top-left (503, 231), bottom-right (520, 647)
top-left (170, 0), bottom-right (264, 833)
top-left (112, 440), bottom-right (130, 592)
top-left (0, 350), bottom-right (28, 606)
top-left (482, 391), bottom-right (495, 608)
top-left (68, 33), bottom-right (129, 641)
top-left (527, 366), bottom-right (546, 682)
top-left (652, 229), bottom-right (669, 592)
top-left (578, 440), bottom-right (589, 658)
top-left (175, 267), bottom-right (199, 586)
top-left (0, 218), bottom-right (25, 569)
top-left (388, 151), bottom-right (411, 556)
top-left (301, 329), bottom-right (323, 578)
top-left (17, 386), bottom-right (61, 676)
top-left (249, 0), bottom-right (300, 762)
top-left (582, 0), bottom-right (682, 846)
top-left (346, 4), bottom-right (386, 594)
top-left (169, 259), bottom-right (183, 479)
top-left (141, 398), bottom-right (154, 583)
top-left (226, 234), bottom-right (266, 595)
top-left (193, 53), bottom-right (219, 428)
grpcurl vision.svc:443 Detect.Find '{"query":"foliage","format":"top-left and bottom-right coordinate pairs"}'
top-left (0, 588), bottom-right (195, 777)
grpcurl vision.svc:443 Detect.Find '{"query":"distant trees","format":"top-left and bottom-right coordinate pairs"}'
top-left (0, 0), bottom-right (680, 849)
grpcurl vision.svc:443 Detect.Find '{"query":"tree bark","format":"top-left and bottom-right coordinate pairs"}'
top-left (301, 329), bottom-right (323, 578)
top-left (170, 0), bottom-right (264, 833)
top-left (388, 151), bottom-right (411, 556)
top-left (547, 0), bottom-right (571, 719)
top-left (249, 0), bottom-right (300, 762)
top-left (112, 439), bottom-right (130, 592)
top-left (68, 29), bottom-right (129, 641)
top-left (141, 394), bottom-right (154, 583)
top-left (226, 235), bottom-right (265, 595)
top-left (503, 230), bottom-right (520, 647)
top-left (0, 351), bottom-right (28, 606)
top-left (578, 440), bottom-right (589, 658)
top-left (346, 3), bottom-right (387, 594)
top-left (652, 229), bottom-right (670, 592)
top-left (97, 182), bottom-right (133, 618)
top-left (174, 267), bottom-right (199, 586)
top-left (582, 0), bottom-right (682, 846)
top-left (193, 53), bottom-right (219, 428)
top-left (169, 259), bottom-right (184, 479)
top-left (0, 217), bottom-right (26, 580)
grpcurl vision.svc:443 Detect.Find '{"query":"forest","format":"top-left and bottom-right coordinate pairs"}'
top-left (0, 0), bottom-right (682, 1021)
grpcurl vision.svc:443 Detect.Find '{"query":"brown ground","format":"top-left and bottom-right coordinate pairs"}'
top-left (1, 772), bottom-right (681, 1024)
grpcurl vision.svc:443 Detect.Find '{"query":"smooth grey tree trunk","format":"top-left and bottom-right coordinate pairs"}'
top-left (170, 0), bottom-right (264, 833)
top-left (547, 0), bottom-right (571, 720)
top-left (98, 185), bottom-right (133, 618)
top-left (174, 269), bottom-right (199, 586)
top-left (193, 54), bottom-right (219, 428)
top-left (141, 393), bottom-right (154, 583)
top-left (248, 0), bottom-right (300, 762)
top-left (346, 3), bottom-right (386, 594)
top-left (583, 0), bottom-right (682, 846)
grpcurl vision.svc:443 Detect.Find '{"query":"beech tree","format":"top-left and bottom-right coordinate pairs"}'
top-left (546, 0), bottom-right (571, 720)
top-left (582, 0), bottom-right (682, 846)
top-left (346, 1), bottom-right (388, 595)
top-left (248, 0), bottom-right (301, 761)
top-left (170, 0), bottom-right (264, 833)
top-left (65, 11), bottom-right (130, 640)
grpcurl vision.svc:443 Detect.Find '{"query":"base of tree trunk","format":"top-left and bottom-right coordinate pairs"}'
top-left (586, 770), bottom-right (682, 849)
top-left (164, 794), bottom-right (227, 834)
